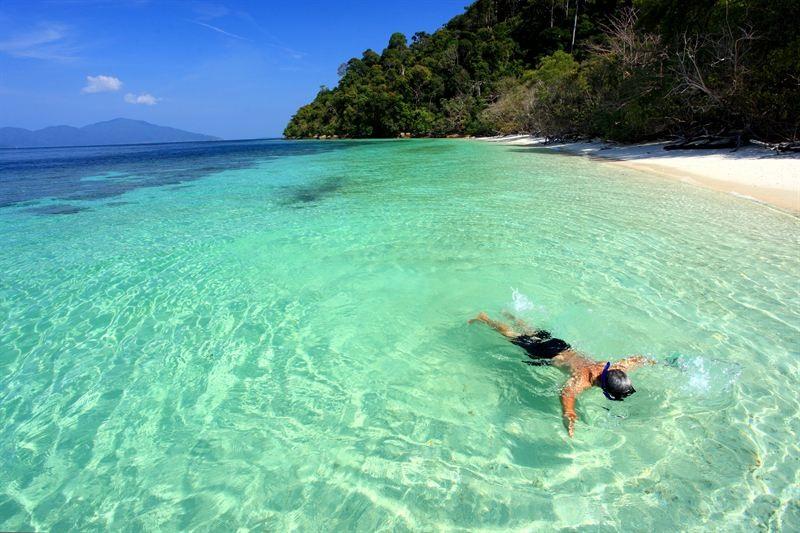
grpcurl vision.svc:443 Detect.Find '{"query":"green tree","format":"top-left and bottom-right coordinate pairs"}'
top-left (285, 0), bottom-right (799, 142)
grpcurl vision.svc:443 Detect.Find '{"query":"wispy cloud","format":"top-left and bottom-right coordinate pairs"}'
top-left (44, 0), bottom-right (151, 5)
top-left (82, 74), bottom-right (122, 93)
top-left (124, 92), bottom-right (159, 105)
top-left (272, 43), bottom-right (306, 60)
top-left (192, 2), bottom-right (230, 21)
top-left (188, 6), bottom-right (306, 60)
top-left (189, 5), bottom-right (306, 59)
top-left (192, 21), bottom-right (250, 41)
top-left (234, 10), bottom-right (307, 59)
top-left (0, 23), bottom-right (79, 61)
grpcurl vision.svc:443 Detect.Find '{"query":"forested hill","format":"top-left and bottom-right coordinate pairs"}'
top-left (284, 0), bottom-right (799, 143)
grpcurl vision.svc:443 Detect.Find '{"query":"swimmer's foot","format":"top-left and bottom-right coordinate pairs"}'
top-left (502, 310), bottom-right (534, 334)
top-left (469, 312), bottom-right (519, 338)
top-left (468, 312), bottom-right (489, 325)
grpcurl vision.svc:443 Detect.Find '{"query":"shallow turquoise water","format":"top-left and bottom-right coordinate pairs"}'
top-left (1, 139), bottom-right (799, 531)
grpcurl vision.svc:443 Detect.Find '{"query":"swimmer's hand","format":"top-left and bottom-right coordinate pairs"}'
top-left (618, 355), bottom-right (656, 371)
top-left (563, 412), bottom-right (577, 438)
top-left (560, 380), bottom-right (586, 439)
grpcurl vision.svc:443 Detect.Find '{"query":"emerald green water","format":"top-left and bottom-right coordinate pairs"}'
top-left (1, 139), bottom-right (798, 530)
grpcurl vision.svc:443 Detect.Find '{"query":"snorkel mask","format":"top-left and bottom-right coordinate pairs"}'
top-left (600, 361), bottom-right (636, 401)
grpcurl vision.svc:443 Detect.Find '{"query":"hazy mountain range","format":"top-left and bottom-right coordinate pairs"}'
top-left (0, 118), bottom-right (220, 148)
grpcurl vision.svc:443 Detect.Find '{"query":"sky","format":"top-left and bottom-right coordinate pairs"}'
top-left (0, 0), bottom-right (472, 139)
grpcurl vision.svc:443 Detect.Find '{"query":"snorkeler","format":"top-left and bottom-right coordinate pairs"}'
top-left (469, 311), bottom-right (653, 437)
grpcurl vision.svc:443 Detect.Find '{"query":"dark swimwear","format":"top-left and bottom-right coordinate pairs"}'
top-left (511, 330), bottom-right (571, 365)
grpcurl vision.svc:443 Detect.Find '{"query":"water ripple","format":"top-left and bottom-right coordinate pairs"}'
top-left (0, 139), bottom-right (798, 530)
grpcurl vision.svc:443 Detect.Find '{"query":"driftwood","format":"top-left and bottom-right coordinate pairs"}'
top-left (746, 139), bottom-right (800, 153)
top-left (664, 133), bottom-right (749, 151)
top-left (769, 141), bottom-right (800, 153)
top-left (542, 134), bottom-right (584, 144)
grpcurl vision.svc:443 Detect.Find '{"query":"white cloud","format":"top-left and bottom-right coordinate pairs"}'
top-left (124, 92), bottom-right (159, 105)
top-left (0, 23), bottom-right (79, 61)
top-left (82, 75), bottom-right (123, 93)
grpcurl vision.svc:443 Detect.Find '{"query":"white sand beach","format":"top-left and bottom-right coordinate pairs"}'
top-left (480, 135), bottom-right (800, 214)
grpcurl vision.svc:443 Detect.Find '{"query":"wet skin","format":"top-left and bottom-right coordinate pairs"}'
top-left (469, 312), bottom-right (653, 437)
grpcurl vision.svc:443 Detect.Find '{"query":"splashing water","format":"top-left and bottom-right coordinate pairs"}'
top-left (511, 287), bottom-right (535, 312)
top-left (665, 354), bottom-right (742, 396)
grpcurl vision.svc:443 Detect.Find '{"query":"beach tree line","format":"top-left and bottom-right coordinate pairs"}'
top-left (284, 0), bottom-right (799, 143)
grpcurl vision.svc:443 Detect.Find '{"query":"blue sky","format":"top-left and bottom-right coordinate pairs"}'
top-left (0, 0), bottom-right (471, 139)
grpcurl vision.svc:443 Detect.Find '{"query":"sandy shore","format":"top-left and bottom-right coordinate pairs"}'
top-left (479, 135), bottom-right (800, 214)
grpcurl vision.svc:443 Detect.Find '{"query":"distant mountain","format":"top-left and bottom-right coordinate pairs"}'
top-left (0, 118), bottom-right (220, 148)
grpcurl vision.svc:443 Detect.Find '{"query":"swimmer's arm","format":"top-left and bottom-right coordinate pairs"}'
top-left (560, 378), bottom-right (589, 438)
top-left (617, 355), bottom-right (656, 371)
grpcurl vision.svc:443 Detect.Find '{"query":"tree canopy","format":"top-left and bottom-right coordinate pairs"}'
top-left (284, 0), bottom-right (799, 142)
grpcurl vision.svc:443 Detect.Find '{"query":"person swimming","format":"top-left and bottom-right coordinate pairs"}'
top-left (469, 311), bottom-right (653, 437)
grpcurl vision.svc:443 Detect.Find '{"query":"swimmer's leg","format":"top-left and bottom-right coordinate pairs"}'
top-left (502, 311), bottom-right (536, 335)
top-left (469, 312), bottom-right (520, 339)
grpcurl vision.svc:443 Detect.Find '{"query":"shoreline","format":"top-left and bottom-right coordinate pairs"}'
top-left (478, 135), bottom-right (800, 214)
